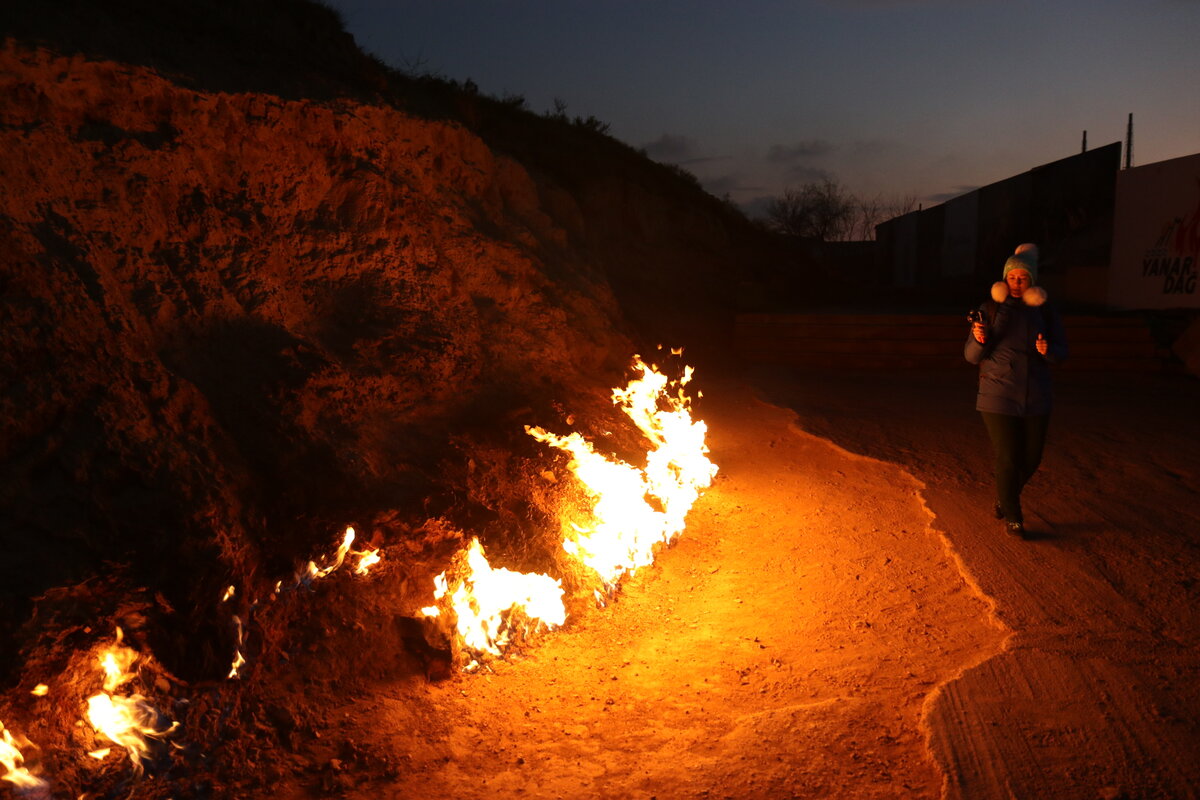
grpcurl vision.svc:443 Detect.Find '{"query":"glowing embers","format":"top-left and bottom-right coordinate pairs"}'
top-left (1, 720), bottom-right (47, 792)
top-left (84, 630), bottom-right (178, 773)
top-left (527, 355), bottom-right (718, 587)
top-left (422, 538), bottom-right (566, 665)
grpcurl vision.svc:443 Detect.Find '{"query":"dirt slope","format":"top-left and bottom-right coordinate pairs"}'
top-left (0, 43), bottom-right (629, 680)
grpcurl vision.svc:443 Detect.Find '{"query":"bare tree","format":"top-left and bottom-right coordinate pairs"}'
top-left (851, 193), bottom-right (884, 241)
top-left (851, 193), bottom-right (920, 241)
top-left (765, 179), bottom-right (856, 241)
top-left (766, 182), bottom-right (921, 242)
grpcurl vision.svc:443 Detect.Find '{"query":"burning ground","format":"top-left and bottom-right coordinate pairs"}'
top-left (4, 7), bottom-right (1200, 799)
top-left (0, 25), bottom-right (787, 798)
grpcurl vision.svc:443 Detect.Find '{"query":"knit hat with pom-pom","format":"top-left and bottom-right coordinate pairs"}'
top-left (993, 243), bottom-right (1046, 305)
top-left (1002, 243), bottom-right (1038, 283)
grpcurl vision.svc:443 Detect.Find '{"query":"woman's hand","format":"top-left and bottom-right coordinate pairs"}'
top-left (1036, 333), bottom-right (1048, 355)
top-left (972, 322), bottom-right (987, 344)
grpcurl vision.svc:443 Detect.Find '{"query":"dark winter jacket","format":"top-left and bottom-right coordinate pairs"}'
top-left (964, 292), bottom-right (1068, 416)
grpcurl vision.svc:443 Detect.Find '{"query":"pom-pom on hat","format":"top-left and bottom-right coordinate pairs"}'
top-left (1002, 243), bottom-right (1038, 283)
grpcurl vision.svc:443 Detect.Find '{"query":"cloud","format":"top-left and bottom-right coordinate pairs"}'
top-left (700, 174), bottom-right (765, 197)
top-left (767, 139), bottom-right (836, 163)
top-left (739, 195), bottom-right (777, 220)
top-left (642, 133), bottom-right (699, 162)
top-left (677, 155), bottom-right (731, 167)
top-left (782, 164), bottom-right (834, 184)
top-left (700, 175), bottom-right (739, 195)
top-left (700, 172), bottom-right (734, 194)
top-left (847, 139), bottom-right (895, 158)
top-left (817, 0), bottom-right (964, 7)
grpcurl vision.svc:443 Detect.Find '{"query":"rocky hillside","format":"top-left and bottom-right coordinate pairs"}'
top-left (0, 0), bottom-right (784, 691)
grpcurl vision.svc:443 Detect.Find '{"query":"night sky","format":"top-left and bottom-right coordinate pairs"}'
top-left (326, 0), bottom-right (1200, 215)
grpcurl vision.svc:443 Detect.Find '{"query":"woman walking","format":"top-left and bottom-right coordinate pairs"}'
top-left (965, 243), bottom-right (1068, 538)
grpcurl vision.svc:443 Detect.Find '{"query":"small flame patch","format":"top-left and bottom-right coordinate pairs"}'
top-left (84, 630), bottom-right (178, 773)
top-left (422, 538), bottom-right (566, 664)
top-left (0, 720), bottom-right (47, 792)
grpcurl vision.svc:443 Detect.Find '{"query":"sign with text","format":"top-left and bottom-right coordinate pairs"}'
top-left (1109, 152), bottom-right (1200, 308)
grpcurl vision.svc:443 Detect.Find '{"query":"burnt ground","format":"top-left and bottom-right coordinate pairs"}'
top-left (158, 364), bottom-right (1195, 800)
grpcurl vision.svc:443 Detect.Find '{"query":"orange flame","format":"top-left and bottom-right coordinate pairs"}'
top-left (421, 537), bottom-right (565, 662)
top-left (223, 527), bottom-right (383, 680)
top-left (354, 546), bottom-right (382, 575)
top-left (85, 630), bottom-right (178, 773)
top-left (1, 720), bottom-right (47, 792)
top-left (303, 526), bottom-right (381, 581)
top-left (423, 354), bottom-right (716, 666)
top-left (306, 526), bottom-right (356, 580)
top-left (85, 695), bottom-right (177, 772)
top-left (227, 616), bottom-right (246, 680)
top-left (527, 355), bottom-right (717, 586)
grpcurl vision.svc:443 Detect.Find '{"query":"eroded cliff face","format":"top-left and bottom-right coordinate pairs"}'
top-left (0, 44), bottom-right (634, 680)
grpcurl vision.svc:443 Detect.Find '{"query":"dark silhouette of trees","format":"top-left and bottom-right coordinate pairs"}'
top-left (765, 179), bottom-right (855, 241)
top-left (851, 192), bottom-right (919, 241)
top-left (765, 179), bottom-right (918, 241)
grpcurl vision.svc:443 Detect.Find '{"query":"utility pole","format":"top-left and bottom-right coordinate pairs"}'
top-left (1125, 113), bottom-right (1133, 168)
top-left (1081, 130), bottom-right (1087, 153)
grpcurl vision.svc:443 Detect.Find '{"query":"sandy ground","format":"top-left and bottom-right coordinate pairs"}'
top-left (747, 366), bottom-right (1200, 800)
top-left (234, 363), bottom-right (1198, 800)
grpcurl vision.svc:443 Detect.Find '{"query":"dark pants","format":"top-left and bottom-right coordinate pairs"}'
top-left (980, 411), bottom-right (1050, 523)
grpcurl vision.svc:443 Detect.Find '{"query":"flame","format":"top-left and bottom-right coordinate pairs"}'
top-left (99, 642), bottom-right (137, 694)
top-left (1, 720), bottom-right (47, 792)
top-left (227, 615), bottom-right (246, 679)
top-left (227, 651), bottom-right (247, 680)
top-left (85, 632), bottom-right (177, 773)
top-left (85, 694), bottom-right (176, 772)
top-left (30, 685), bottom-right (48, 697)
top-left (303, 526), bottom-right (380, 580)
top-left (354, 546), bottom-right (382, 575)
top-left (527, 355), bottom-right (717, 587)
top-left (422, 538), bottom-right (565, 660)
top-left (524, 428), bottom-right (666, 584)
top-left (422, 354), bottom-right (716, 666)
top-left (306, 527), bottom-right (356, 580)
top-left (221, 527), bottom-right (382, 681)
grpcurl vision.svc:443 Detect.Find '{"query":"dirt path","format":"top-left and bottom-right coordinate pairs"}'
top-left (295, 383), bottom-right (1006, 799)
top-left (750, 367), bottom-right (1200, 800)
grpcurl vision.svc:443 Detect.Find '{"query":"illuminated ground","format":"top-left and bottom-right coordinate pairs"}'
top-left (58, 367), bottom-right (1193, 800)
top-left (752, 367), bottom-right (1200, 800)
top-left (274, 380), bottom-right (1006, 799)
top-left (272, 367), bottom-right (1200, 800)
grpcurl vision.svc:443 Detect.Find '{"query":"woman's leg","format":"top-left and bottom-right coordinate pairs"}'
top-left (1019, 414), bottom-right (1051, 491)
top-left (980, 411), bottom-right (1023, 523)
